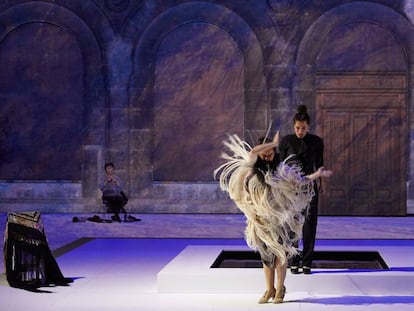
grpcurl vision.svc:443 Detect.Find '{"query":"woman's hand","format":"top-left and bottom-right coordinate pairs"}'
top-left (106, 175), bottom-right (118, 184)
top-left (317, 166), bottom-right (333, 178)
top-left (305, 167), bottom-right (333, 181)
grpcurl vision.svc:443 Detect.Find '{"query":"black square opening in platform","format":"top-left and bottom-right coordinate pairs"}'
top-left (210, 250), bottom-right (389, 269)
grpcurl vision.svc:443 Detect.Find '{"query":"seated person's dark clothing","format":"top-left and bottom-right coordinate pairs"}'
top-left (100, 174), bottom-right (127, 220)
top-left (103, 191), bottom-right (127, 214)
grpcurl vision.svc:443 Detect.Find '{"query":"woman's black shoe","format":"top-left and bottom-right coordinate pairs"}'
top-left (290, 266), bottom-right (299, 274)
top-left (303, 266), bottom-right (312, 274)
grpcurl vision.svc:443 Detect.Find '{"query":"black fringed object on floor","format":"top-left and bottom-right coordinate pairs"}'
top-left (3, 211), bottom-right (72, 289)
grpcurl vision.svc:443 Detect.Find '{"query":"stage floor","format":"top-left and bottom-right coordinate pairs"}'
top-left (1, 238), bottom-right (413, 311)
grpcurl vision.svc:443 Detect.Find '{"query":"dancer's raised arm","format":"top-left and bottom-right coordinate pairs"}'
top-left (249, 131), bottom-right (279, 159)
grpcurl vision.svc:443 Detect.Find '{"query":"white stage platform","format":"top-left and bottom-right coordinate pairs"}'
top-left (1, 237), bottom-right (413, 311)
top-left (157, 240), bottom-right (414, 295)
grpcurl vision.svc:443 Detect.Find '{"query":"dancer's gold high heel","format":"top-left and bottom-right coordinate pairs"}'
top-left (273, 285), bottom-right (286, 304)
top-left (258, 288), bottom-right (276, 303)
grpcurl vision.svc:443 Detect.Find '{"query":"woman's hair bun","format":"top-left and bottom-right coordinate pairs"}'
top-left (293, 104), bottom-right (310, 124)
top-left (297, 104), bottom-right (308, 114)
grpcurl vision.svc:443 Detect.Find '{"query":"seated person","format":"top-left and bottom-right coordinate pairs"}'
top-left (99, 162), bottom-right (127, 222)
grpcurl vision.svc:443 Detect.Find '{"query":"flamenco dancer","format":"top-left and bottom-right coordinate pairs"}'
top-left (214, 130), bottom-right (332, 303)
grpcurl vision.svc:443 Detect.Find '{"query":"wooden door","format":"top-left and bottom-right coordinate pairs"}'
top-left (316, 74), bottom-right (407, 215)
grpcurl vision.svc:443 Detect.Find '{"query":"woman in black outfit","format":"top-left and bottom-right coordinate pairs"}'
top-left (279, 105), bottom-right (325, 274)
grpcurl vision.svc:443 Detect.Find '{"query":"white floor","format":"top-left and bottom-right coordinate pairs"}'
top-left (158, 240), bottom-right (414, 295)
top-left (1, 238), bottom-right (414, 311)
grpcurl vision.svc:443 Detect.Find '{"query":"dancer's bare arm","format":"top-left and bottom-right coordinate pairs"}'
top-left (305, 167), bottom-right (333, 181)
top-left (249, 131), bottom-right (279, 159)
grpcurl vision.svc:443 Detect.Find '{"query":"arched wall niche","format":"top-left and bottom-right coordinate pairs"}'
top-left (295, 1), bottom-right (414, 215)
top-left (153, 22), bottom-right (244, 182)
top-left (127, 2), bottom-right (271, 211)
top-left (316, 22), bottom-right (407, 71)
top-left (295, 1), bottom-right (414, 112)
top-left (0, 1), bottom-right (113, 207)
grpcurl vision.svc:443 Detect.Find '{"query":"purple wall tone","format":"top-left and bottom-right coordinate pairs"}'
top-left (0, 0), bottom-right (414, 215)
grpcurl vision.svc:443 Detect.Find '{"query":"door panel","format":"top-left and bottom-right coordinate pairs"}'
top-left (316, 75), bottom-right (406, 215)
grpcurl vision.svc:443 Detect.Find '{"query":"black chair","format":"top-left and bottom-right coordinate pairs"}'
top-left (102, 190), bottom-right (128, 222)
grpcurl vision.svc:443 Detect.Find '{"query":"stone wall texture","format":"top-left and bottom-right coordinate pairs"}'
top-left (0, 0), bottom-right (414, 215)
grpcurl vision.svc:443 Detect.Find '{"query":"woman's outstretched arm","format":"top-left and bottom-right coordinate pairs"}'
top-left (305, 166), bottom-right (333, 181)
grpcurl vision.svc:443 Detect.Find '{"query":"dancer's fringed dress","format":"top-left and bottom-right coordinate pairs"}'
top-left (214, 135), bottom-right (315, 266)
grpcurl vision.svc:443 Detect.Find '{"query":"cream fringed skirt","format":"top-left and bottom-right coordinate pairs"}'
top-left (214, 135), bottom-right (315, 266)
